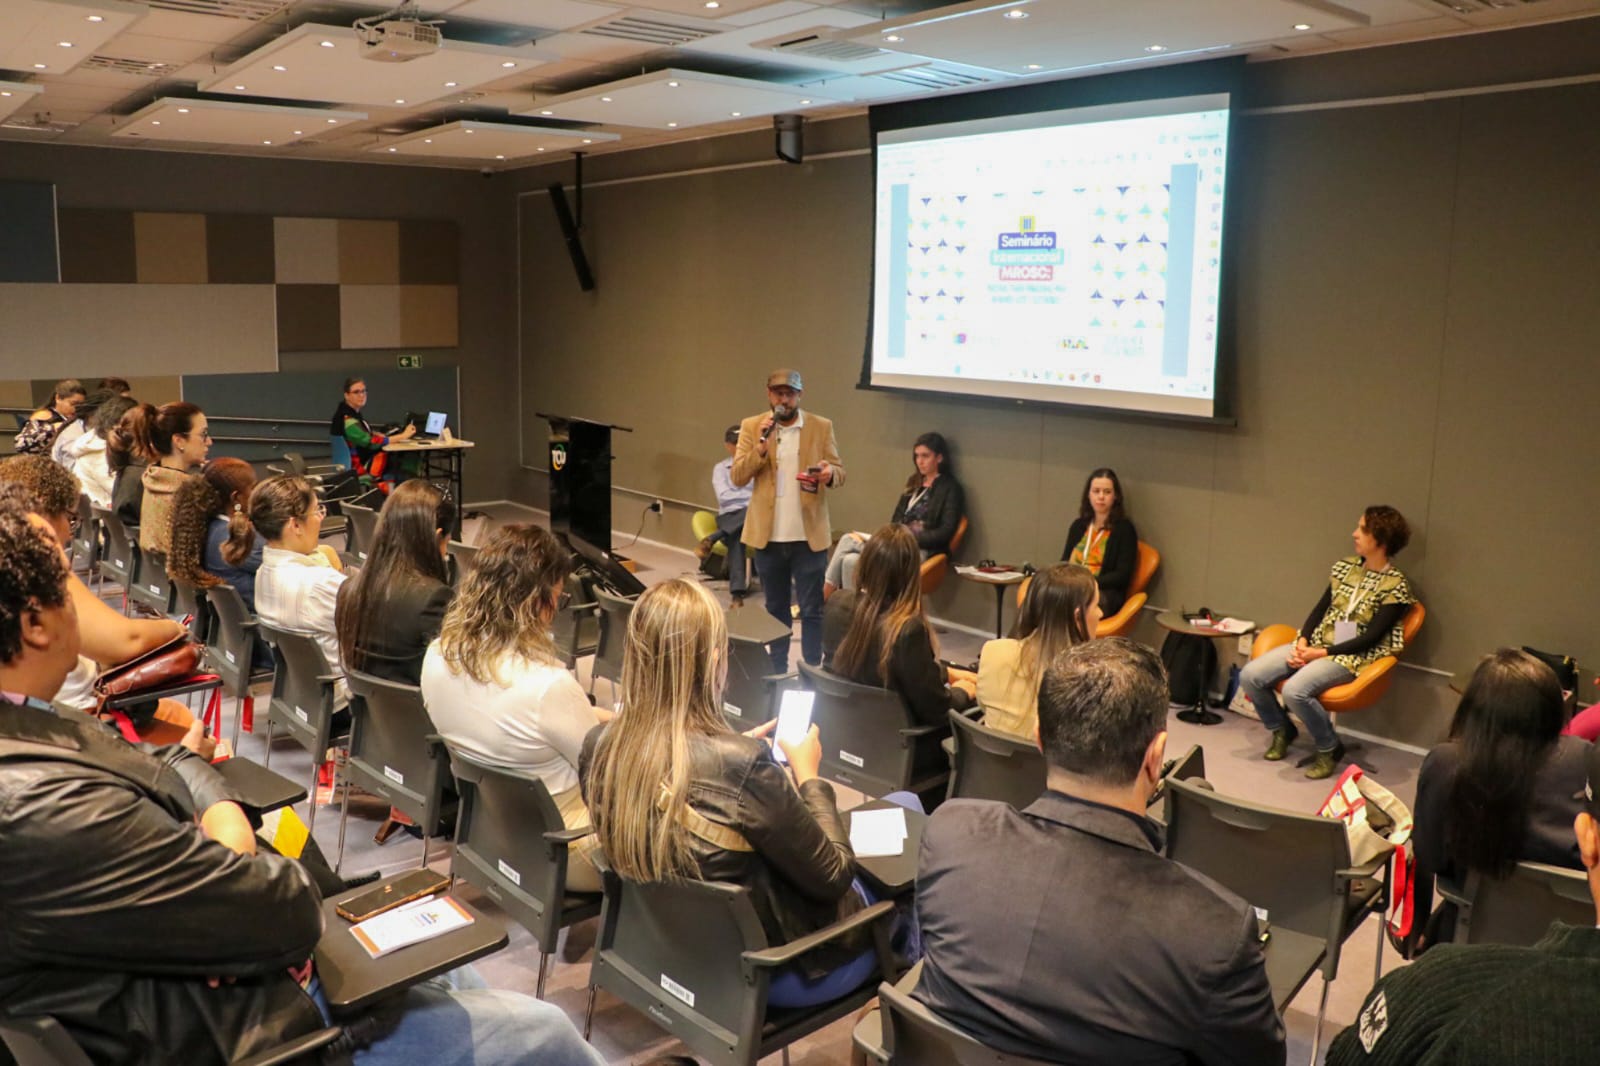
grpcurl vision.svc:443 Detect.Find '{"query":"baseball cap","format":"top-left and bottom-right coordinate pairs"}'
top-left (766, 369), bottom-right (803, 391)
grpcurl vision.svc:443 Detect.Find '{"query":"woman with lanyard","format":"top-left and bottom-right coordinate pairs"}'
top-left (1059, 467), bottom-right (1138, 616)
top-left (330, 377), bottom-right (414, 486)
top-left (1239, 505), bottom-right (1416, 779)
top-left (823, 432), bottom-right (965, 596)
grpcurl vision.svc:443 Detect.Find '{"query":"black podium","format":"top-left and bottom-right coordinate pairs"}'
top-left (538, 413), bottom-right (631, 551)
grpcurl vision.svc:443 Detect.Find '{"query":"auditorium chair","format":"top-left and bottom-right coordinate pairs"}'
top-left (1248, 602), bottom-right (1426, 715)
top-left (342, 670), bottom-right (454, 870)
top-left (798, 662), bottom-right (950, 799)
top-left (944, 710), bottom-right (1045, 808)
top-left (852, 962), bottom-right (1057, 1066)
top-left (919, 516), bottom-right (968, 596)
top-left (1014, 541), bottom-right (1160, 638)
top-left (1437, 861), bottom-right (1593, 947)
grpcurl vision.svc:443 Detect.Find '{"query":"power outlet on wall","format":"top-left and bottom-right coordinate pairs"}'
top-left (1237, 634), bottom-right (1254, 656)
top-left (648, 499), bottom-right (664, 514)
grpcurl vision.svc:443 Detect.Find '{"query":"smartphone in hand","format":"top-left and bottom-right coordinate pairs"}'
top-left (771, 689), bottom-right (816, 764)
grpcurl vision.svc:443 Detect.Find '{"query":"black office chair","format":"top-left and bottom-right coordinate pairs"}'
top-left (342, 502), bottom-right (379, 562)
top-left (872, 972), bottom-right (1058, 1066)
top-left (583, 854), bottom-right (901, 1066)
top-left (70, 495), bottom-right (98, 576)
top-left (1438, 861), bottom-right (1593, 947)
top-left (127, 546), bottom-right (176, 617)
top-left (92, 506), bottom-right (137, 611)
top-left (447, 750), bottom-right (602, 998)
top-left (589, 587), bottom-right (636, 703)
top-left (205, 584), bottom-right (276, 751)
top-left (256, 622), bottom-right (347, 837)
top-left (798, 662), bottom-right (950, 799)
top-left (0, 1014), bottom-right (340, 1066)
top-left (171, 576), bottom-right (213, 646)
top-left (723, 636), bottom-right (790, 731)
top-left (1163, 776), bottom-right (1390, 1062)
top-left (944, 711), bottom-right (1046, 808)
top-left (551, 572), bottom-right (599, 671)
top-left (341, 669), bottom-right (455, 871)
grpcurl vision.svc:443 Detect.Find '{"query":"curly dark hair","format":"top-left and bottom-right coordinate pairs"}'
top-left (168, 458), bottom-right (258, 590)
top-left (0, 508), bottom-right (70, 665)
top-left (0, 455), bottom-right (79, 522)
top-left (1363, 505), bottom-right (1411, 556)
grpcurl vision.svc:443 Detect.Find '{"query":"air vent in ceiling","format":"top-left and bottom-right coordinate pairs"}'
top-left (146, 0), bottom-right (291, 21)
top-left (766, 31), bottom-right (885, 63)
top-left (876, 64), bottom-right (993, 90)
top-left (84, 55), bottom-right (184, 77)
top-left (1421, 0), bottom-right (1548, 11)
top-left (579, 15), bottom-right (721, 46)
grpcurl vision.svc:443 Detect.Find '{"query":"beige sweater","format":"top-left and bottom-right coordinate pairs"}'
top-left (138, 464), bottom-right (193, 555)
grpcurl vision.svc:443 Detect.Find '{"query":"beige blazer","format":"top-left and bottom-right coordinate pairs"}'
top-left (977, 638), bottom-right (1039, 740)
top-left (731, 409), bottom-right (845, 552)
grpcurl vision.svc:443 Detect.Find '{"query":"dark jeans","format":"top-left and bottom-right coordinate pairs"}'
top-left (754, 540), bottom-right (826, 671)
top-left (714, 507), bottom-right (748, 594)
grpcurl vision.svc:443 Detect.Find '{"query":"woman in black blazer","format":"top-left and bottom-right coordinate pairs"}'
top-left (335, 480), bottom-right (456, 686)
top-left (825, 432), bottom-right (966, 595)
top-left (1060, 467), bottom-right (1138, 616)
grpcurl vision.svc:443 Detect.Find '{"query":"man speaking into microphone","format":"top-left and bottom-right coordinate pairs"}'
top-left (732, 368), bottom-right (845, 672)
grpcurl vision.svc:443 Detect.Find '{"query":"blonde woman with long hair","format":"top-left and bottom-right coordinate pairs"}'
top-left (978, 563), bottom-right (1101, 739)
top-left (422, 524), bottom-right (605, 891)
top-left (580, 578), bottom-right (909, 1008)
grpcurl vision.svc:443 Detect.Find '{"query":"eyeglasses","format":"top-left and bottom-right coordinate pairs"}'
top-left (66, 513), bottom-right (82, 537)
top-left (297, 501), bottom-right (327, 524)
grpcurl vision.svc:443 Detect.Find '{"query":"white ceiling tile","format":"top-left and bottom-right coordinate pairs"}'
top-left (685, 8), bottom-right (923, 75)
top-left (112, 96), bottom-right (367, 146)
top-left (437, 0), bottom-right (625, 32)
top-left (374, 117), bottom-right (620, 160)
top-left (522, 29), bottom-right (661, 62)
top-left (716, 0), bottom-right (817, 27)
top-left (520, 67), bottom-right (847, 128)
top-left (196, 23), bottom-right (545, 107)
top-left (0, 80), bottom-right (46, 123)
top-left (0, 0), bottom-right (149, 76)
top-left (114, 6), bottom-right (262, 43)
top-left (624, 0), bottom-right (800, 21)
top-left (90, 30), bottom-right (216, 63)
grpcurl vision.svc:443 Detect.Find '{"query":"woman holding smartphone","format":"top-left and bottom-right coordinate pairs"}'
top-left (581, 578), bottom-right (916, 1008)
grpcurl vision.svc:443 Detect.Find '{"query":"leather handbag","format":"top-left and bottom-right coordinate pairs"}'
top-left (94, 634), bottom-right (204, 705)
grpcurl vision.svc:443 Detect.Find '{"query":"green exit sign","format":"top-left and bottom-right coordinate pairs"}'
top-left (397, 354), bottom-right (423, 369)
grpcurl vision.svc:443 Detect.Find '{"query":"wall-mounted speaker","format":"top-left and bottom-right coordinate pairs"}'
top-left (775, 114), bottom-right (804, 165)
top-left (547, 183), bottom-right (595, 292)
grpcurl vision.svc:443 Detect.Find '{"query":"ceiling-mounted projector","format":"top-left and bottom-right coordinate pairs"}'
top-left (356, 3), bottom-right (443, 62)
top-left (359, 20), bottom-right (441, 60)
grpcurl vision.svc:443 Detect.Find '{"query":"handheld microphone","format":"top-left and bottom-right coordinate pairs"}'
top-left (760, 405), bottom-right (785, 443)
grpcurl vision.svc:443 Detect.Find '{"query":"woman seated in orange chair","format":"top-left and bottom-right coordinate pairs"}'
top-left (978, 563), bottom-right (1100, 740)
top-left (1060, 467), bottom-right (1138, 616)
top-left (824, 432), bottom-right (965, 596)
top-left (1239, 505), bottom-right (1416, 780)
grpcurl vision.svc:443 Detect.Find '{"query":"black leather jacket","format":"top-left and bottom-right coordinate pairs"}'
top-left (0, 703), bottom-right (328, 1065)
top-left (580, 727), bottom-right (863, 978)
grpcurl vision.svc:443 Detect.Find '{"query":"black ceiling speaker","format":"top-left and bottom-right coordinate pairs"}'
top-left (775, 114), bottom-right (804, 164)
top-left (547, 182), bottom-right (595, 292)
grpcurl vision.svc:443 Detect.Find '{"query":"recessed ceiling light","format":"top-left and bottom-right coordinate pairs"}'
top-left (799, 98), bottom-right (811, 104)
top-left (667, 81), bottom-right (679, 88)
top-left (150, 120), bottom-right (160, 126)
top-left (730, 111), bottom-right (741, 117)
top-left (1025, 63), bottom-right (1041, 70)
top-left (537, 147), bottom-right (545, 152)
top-left (495, 154), bottom-right (505, 160)
top-left (667, 121), bottom-right (677, 127)
top-left (58, 41), bottom-right (73, 48)
top-left (177, 107), bottom-right (189, 113)
top-left (540, 109), bottom-right (553, 115)
top-left (272, 64), bottom-right (286, 71)
top-left (1293, 22), bottom-right (1311, 30)
top-left (1002, 9), bottom-right (1027, 18)
top-left (463, 128), bottom-right (473, 134)
top-left (327, 118), bottom-right (338, 123)
top-left (293, 129), bottom-right (303, 135)
top-left (320, 39), bottom-right (335, 47)
top-left (600, 96), bottom-right (612, 102)
top-left (501, 61), bottom-right (516, 68)
top-left (444, 81), bottom-right (457, 87)
top-left (1144, 44), bottom-right (1165, 52)
top-left (262, 140), bottom-right (272, 145)
top-left (884, 35), bottom-right (902, 42)
top-left (388, 147), bottom-right (397, 152)
top-left (33, 63), bottom-right (47, 69)
top-left (0, 91), bottom-right (10, 97)
top-left (86, 14), bottom-right (103, 21)
top-left (394, 98), bottom-right (405, 104)
top-left (234, 84), bottom-right (246, 90)
top-left (423, 138), bottom-right (431, 143)
top-left (582, 138), bottom-right (592, 143)
top-left (704, 1), bottom-right (719, 7)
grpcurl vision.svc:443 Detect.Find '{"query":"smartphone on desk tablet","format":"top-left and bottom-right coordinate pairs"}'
top-left (771, 689), bottom-right (816, 765)
top-left (336, 868), bottom-right (451, 923)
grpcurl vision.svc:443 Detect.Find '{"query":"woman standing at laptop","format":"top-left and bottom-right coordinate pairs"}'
top-left (330, 376), bottom-right (415, 486)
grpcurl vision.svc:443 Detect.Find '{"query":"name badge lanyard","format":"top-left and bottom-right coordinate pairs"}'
top-left (1081, 527), bottom-right (1106, 563)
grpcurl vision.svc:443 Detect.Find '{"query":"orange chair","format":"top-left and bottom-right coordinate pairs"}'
top-left (1014, 541), bottom-right (1160, 639)
top-left (919, 516), bottom-right (969, 596)
top-left (1249, 602), bottom-right (1427, 714)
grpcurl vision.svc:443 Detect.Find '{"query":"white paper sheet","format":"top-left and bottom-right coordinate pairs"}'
top-left (350, 895), bottom-right (474, 959)
top-left (850, 807), bottom-right (908, 858)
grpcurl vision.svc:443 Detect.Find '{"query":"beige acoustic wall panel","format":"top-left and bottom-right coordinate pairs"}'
top-left (399, 285), bottom-right (459, 348)
top-left (338, 219), bottom-right (401, 284)
top-left (340, 285), bottom-right (404, 349)
top-left (274, 217), bottom-right (341, 283)
top-left (133, 212), bottom-right (209, 284)
top-left (0, 285), bottom-right (277, 378)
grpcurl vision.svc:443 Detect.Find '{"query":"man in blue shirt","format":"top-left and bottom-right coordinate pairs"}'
top-left (699, 424), bottom-right (753, 600)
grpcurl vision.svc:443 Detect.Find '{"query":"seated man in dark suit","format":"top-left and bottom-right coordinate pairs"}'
top-left (914, 637), bottom-right (1286, 1066)
top-left (1328, 741), bottom-right (1600, 1066)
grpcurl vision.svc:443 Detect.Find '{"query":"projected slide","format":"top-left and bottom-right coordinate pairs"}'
top-left (868, 95), bottom-right (1230, 419)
